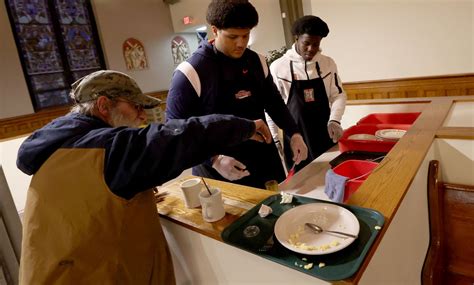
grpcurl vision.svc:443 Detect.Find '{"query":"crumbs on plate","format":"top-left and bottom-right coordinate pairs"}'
top-left (287, 225), bottom-right (341, 252)
top-left (374, 225), bottom-right (382, 230)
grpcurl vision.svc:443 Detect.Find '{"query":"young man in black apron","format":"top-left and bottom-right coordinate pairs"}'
top-left (268, 15), bottom-right (347, 172)
top-left (166, 0), bottom-right (308, 189)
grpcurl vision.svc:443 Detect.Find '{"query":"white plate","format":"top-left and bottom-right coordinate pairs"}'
top-left (274, 203), bottom-right (359, 255)
top-left (347, 134), bottom-right (378, 141)
top-left (375, 129), bottom-right (406, 140)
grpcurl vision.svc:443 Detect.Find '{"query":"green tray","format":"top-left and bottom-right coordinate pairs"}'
top-left (221, 194), bottom-right (385, 281)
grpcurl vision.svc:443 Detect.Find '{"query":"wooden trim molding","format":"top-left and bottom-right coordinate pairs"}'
top-left (344, 73), bottom-right (474, 100)
top-left (2, 73), bottom-right (473, 140)
top-left (436, 127), bottom-right (474, 140)
top-left (0, 107), bottom-right (69, 141)
top-left (0, 91), bottom-right (168, 141)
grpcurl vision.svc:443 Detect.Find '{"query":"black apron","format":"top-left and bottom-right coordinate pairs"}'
top-left (283, 61), bottom-right (335, 172)
top-left (193, 49), bottom-right (285, 189)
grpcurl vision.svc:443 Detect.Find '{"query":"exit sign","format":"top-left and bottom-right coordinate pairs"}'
top-left (183, 16), bottom-right (193, 25)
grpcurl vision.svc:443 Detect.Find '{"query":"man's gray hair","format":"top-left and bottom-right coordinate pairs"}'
top-left (70, 100), bottom-right (96, 116)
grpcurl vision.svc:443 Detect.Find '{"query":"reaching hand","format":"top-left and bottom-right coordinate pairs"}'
top-left (250, 119), bottom-right (272, 143)
top-left (212, 155), bottom-right (250, 181)
top-left (327, 121), bottom-right (343, 143)
top-left (290, 133), bottom-right (308, 164)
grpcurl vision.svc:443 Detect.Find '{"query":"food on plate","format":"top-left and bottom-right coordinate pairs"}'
top-left (287, 225), bottom-right (342, 251)
top-left (374, 225), bottom-right (382, 230)
top-left (304, 263), bottom-right (314, 270)
top-left (318, 262), bottom-right (326, 268)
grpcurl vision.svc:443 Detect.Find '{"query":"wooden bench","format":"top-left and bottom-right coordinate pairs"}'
top-left (422, 160), bottom-right (474, 284)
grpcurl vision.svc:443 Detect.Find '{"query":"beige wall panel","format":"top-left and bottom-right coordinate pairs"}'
top-left (0, 2), bottom-right (34, 119)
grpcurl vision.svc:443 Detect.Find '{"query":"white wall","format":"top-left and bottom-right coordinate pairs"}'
top-left (1, 1), bottom-right (472, 119)
top-left (0, 136), bottom-right (30, 213)
top-left (444, 101), bottom-right (474, 127)
top-left (91, 0), bottom-right (176, 93)
top-left (168, 0), bottom-right (208, 33)
top-left (361, 145), bottom-right (433, 284)
top-left (249, 0), bottom-right (286, 55)
top-left (0, 2), bottom-right (34, 118)
top-left (167, 0), bottom-right (286, 55)
top-left (0, 0), bottom-right (179, 119)
top-left (307, 0), bottom-right (473, 82)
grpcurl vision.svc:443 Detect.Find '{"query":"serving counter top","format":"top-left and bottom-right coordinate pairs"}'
top-left (157, 146), bottom-right (341, 241)
top-left (157, 96), bottom-right (474, 284)
top-left (156, 176), bottom-right (274, 241)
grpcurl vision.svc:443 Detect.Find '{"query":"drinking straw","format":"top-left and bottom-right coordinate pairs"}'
top-left (201, 177), bottom-right (213, 196)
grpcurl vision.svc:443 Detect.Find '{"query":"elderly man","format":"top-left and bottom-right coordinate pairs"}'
top-left (16, 70), bottom-right (272, 284)
top-left (167, 0), bottom-right (308, 188)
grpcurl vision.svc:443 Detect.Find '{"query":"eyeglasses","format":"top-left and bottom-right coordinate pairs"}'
top-left (112, 98), bottom-right (144, 112)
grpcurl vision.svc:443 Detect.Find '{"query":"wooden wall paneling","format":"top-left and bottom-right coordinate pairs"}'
top-left (0, 91), bottom-right (168, 141)
top-left (344, 73), bottom-right (474, 100)
top-left (2, 74), bottom-right (473, 140)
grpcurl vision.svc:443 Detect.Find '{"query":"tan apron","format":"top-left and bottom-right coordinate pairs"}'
top-left (19, 149), bottom-right (175, 284)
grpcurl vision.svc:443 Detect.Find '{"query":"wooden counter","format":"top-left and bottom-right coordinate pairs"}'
top-left (157, 95), bottom-right (474, 284)
top-left (157, 177), bottom-right (274, 241)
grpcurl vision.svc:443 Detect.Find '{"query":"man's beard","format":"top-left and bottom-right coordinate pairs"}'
top-left (109, 108), bottom-right (141, 128)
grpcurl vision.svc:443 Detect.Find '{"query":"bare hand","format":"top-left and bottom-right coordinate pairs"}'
top-left (290, 133), bottom-right (308, 164)
top-left (327, 121), bottom-right (344, 143)
top-left (250, 119), bottom-right (272, 144)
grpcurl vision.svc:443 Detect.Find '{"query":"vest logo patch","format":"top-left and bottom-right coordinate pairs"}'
top-left (235, 90), bottom-right (251, 99)
top-left (304, 88), bottom-right (315, 102)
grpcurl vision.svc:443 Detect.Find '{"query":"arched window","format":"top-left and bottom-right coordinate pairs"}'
top-left (5, 0), bottom-right (106, 110)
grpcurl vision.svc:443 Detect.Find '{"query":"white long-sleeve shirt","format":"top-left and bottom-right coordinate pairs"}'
top-left (266, 44), bottom-right (346, 142)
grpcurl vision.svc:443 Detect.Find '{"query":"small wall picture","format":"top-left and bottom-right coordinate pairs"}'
top-left (123, 38), bottom-right (148, 70)
top-left (171, 36), bottom-right (190, 66)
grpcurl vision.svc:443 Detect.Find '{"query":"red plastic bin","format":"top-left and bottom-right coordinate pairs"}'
top-left (333, 159), bottom-right (379, 202)
top-left (357, 112), bottom-right (421, 125)
top-left (338, 124), bottom-right (411, 153)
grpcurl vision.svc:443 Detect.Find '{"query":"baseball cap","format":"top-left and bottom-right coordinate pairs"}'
top-left (69, 70), bottom-right (161, 109)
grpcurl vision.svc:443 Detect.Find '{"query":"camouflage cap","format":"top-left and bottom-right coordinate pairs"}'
top-left (69, 70), bottom-right (161, 109)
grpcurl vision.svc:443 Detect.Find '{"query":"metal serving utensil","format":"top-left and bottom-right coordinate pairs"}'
top-left (305, 222), bottom-right (358, 239)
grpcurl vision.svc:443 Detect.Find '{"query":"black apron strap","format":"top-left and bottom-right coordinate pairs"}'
top-left (283, 60), bottom-right (335, 172)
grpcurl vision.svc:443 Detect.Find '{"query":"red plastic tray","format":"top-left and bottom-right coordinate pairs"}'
top-left (333, 159), bottom-right (379, 201)
top-left (338, 124), bottom-right (411, 152)
top-left (357, 112), bottom-right (421, 125)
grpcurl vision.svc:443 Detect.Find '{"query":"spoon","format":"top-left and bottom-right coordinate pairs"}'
top-left (305, 223), bottom-right (358, 239)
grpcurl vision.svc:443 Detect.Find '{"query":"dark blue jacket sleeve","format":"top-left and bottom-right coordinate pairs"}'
top-left (166, 70), bottom-right (200, 120)
top-left (104, 114), bottom-right (255, 199)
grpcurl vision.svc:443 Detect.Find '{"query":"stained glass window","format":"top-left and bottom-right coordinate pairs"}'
top-left (5, 0), bottom-right (106, 110)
